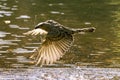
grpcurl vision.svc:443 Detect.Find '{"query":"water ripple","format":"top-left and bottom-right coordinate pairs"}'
top-left (12, 48), bottom-right (34, 54)
top-left (16, 15), bottom-right (31, 19)
top-left (0, 31), bottom-right (10, 37)
top-left (11, 34), bottom-right (25, 38)
top-left (50, 11), bottom-right (64, 15)
top-left (9, 24), bottom-right (20, 28)
top-left (16, 56), bottom-right (32, 63)
top-left (9, 24), bottom-right (29, 30)
top-left (0, 39), bottom-right (17, 45)
top-left (0, 51), bottom-right (8, 53)
top-left (0, 10), bottom-right (13, 16)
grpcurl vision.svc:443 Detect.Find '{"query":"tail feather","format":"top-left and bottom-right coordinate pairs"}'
top-left (74, 27), bottom-right (96, 33)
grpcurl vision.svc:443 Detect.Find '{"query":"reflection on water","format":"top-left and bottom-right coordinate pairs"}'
top-left (0, 0), bottom-right (120, 68)
top-left (0, 31), bottom-right (10, 37)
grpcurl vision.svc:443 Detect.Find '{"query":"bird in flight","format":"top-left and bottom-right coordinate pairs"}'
top-left (24, 20), bottom-right (95, 66)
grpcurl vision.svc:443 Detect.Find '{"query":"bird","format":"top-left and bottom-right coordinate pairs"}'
top-left (24, 20), bottom-right (95, 66)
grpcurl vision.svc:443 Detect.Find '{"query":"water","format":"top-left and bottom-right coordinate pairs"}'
top-left (0, 68), bottom-right (120, 80)
top-left (0, 0), bottom-right (120, 68)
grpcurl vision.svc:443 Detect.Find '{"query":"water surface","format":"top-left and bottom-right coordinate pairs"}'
top-left (0, 0), bottom-right (120, 68)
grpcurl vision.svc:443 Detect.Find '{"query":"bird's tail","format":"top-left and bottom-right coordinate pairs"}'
top-left (73, 27), bottom-right (96, 34)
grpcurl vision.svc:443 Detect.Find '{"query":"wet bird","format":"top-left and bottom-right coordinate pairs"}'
top-left (24, 20), bottom-right (95, 66)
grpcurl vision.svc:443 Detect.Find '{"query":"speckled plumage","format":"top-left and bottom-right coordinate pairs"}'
top-left (24, 20), bottom-right (95, 66)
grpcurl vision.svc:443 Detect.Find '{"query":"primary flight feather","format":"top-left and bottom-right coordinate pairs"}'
top-left (24, 20), bottom-right (95, 66)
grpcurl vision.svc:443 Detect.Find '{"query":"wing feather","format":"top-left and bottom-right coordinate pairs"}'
top-left (35, 46), bottom-right (45, 65)
top-left (45, 46), bottom-right (50, 64)
top-left (29, 30), bottom-right (73, 66)
top-left (23, 29), bottom-right (48, 35)
top-left (50, 44), bottom-right (57, 62)
top-left (52, 43), bottom-right (61, 60)
top-left (48, 44), bottom-right (54, 64)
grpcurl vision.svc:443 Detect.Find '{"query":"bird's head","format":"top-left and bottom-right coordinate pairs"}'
top-left (35, 20), bottom-right (59, 32)
top-left (23, 20), bottom-right (59, 36)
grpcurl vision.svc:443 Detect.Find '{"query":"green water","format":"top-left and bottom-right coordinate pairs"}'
top-left (0, 0), bottom-right (120, 68)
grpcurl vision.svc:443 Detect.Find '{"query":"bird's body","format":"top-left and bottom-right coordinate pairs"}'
top-left (24, 20), bottom-right (95, 66)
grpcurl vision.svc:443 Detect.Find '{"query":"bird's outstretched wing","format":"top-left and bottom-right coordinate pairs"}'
top-left (23, 29), bottom-right (48, 35)
top-left (33, 34), bottom-right (73, 65)
top-left (29, 30), bottom-right (73, 66)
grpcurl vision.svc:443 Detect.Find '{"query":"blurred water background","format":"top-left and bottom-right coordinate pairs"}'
top-left (0, 0), bottom-right (120, 68)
